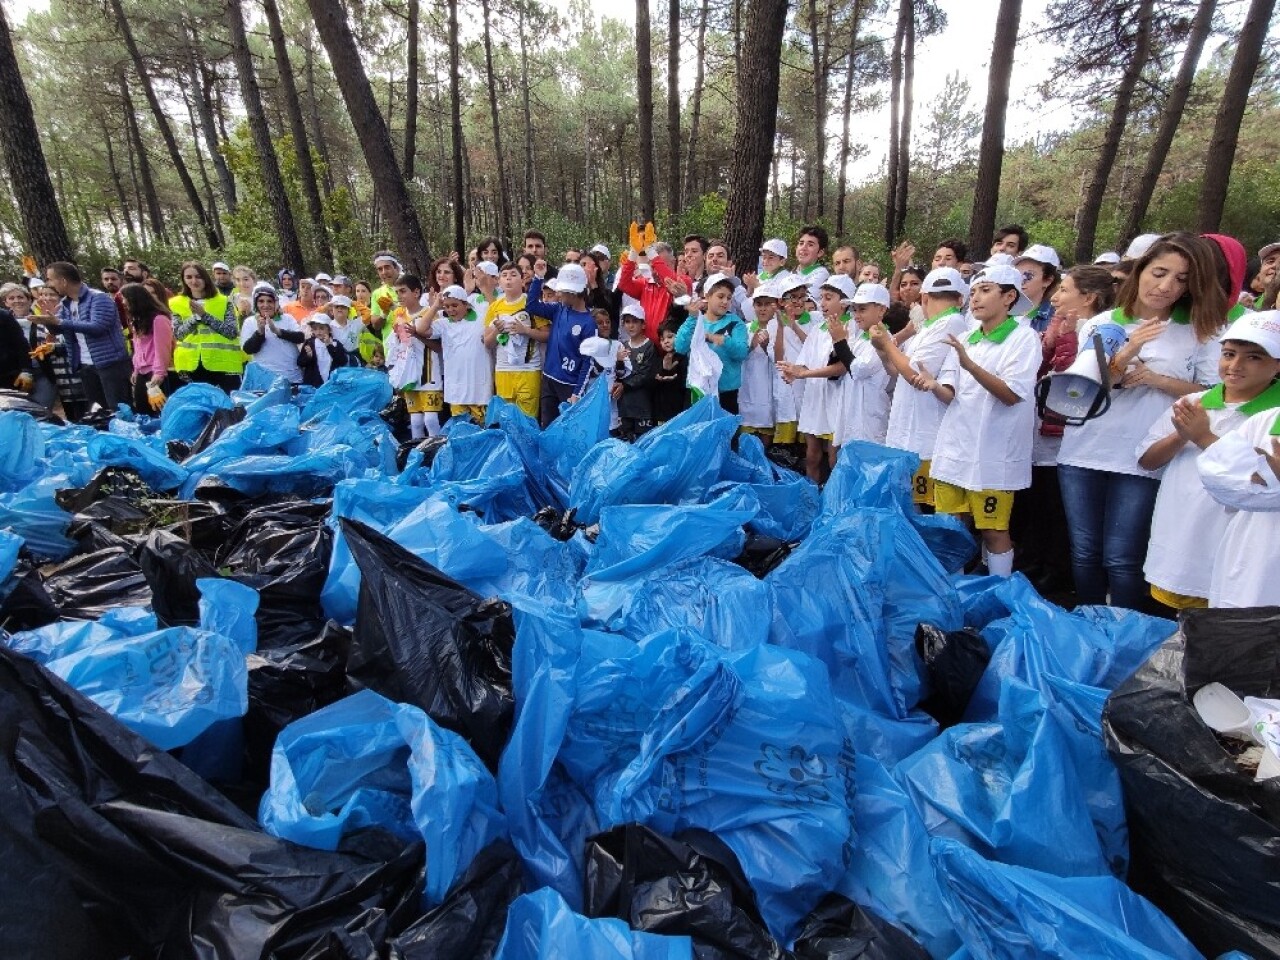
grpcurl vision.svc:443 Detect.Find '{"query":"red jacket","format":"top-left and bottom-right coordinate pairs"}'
top-left (617, 256), bottom-right (693, 342)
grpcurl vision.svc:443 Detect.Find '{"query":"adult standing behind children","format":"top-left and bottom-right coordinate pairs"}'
top-left (1057, 232), bottom-right (1227, 609)
top-left (240, 283), bottom-right (304, 384)
top-left (168, 262), bottom-right (241, 393)
top-left (910, 265), bottom-right (1043, 577)
top-left (43, 261), bottom-right (134, 411)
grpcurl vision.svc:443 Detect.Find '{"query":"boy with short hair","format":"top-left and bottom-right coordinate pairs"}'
top-left (871, 267), bottom-right (971, 508)
top-left (528, 262), bottom-right (595, 426)
top-left (389, 274), bottom-right (443, 438)
top-left (991, 225), bottom-right (1028, 257)
top-left (832, 283), bottom-right (892, 447)
top-left (911, 265), bottom-right (1042, 576)
top-left (652, 323), bottom-right (689, 424)
top-left (616, 303), bottom-right (656, 439)
top-left (772, 273), bottom-right (813, 447)
top-left (739, 281), bottom-right (781, 442)
top-left (482, 261), bottom-right (546, 418)
top-left (1141, 311), bottom-right (1280, 609)
top-left (931, 239), bottom-right (968, 270)
top-left (423, 284), bottom-right (493, 424)
top-left (794, 225), bottom-right (831, 286)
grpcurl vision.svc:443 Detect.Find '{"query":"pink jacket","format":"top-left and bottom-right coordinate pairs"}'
top-left (131, 313), bottom-right (174, 379)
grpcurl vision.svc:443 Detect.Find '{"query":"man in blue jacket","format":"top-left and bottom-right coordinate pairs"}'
top-left (43, 261), bottom-right (133, 413)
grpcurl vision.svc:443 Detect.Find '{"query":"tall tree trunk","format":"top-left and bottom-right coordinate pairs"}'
top-left (1074, 0), bottom-right (1154, 264)
top-left (307, 0), bottom-right (431, 272)
top-left (892, 0), bottom-right (914, 237)
top-left (883, 2), bottom-right (905, 247)
top-left (519, 3), bottom-right (534, 215)
top-left (0, 4), bottom-right (74, 266)
top-left (101, 115), bottom-right (138, 242)
top-left (636, 0), bottom-right (657, 221)
top-left (1120, 0), bottom-right (1215, 243)
top-left (226, 0), bottom-right (305, 273)
top-left (835, 0), bottom-right (864, 237)
top-left (667, 0), bottom-right (680, 212)
top-left (108, 0), bottom-right (218, 248)
top-left (724, 0), bottom-right (788, 269)
top-left (969, 0), bottom-right (1022, 256)
top-left (118, 68), bottom-right (164, 242)
top-left (481, 0), bottom-right (511, 244)
top-left (1197, 0), bottom-right (1276, 231)
top-left (683, 0), bottom-right (709, 204)
top-left (303, 38), bottom-right (335, 196)
top-left (804, 0), bottom-right (827, 218)
top-left (404, 0), bottom-right (419, 179)
top-left (190, 51), bottom-right (237, 215)
top-left (182, 87), bottom-right (224, 247)
top-left (447, 0), bottom-right (465, 254)
top-left (263, 0), bottom-right (333, 267)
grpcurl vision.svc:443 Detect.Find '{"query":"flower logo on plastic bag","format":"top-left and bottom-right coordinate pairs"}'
top-left (754, 743), bottom-right (832, 804)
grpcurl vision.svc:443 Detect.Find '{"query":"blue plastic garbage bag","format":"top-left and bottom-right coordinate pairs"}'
top-left (0, 411), bottom-right (45, 491)
top-left (41, 626), bottom-right (248, 750)
top-left (539, 374), bottom-right (612, 504)
top-left (896, 679), bottom-right (1114, 879)
top-left (297, 402), bottom-right (397, 473)
top-left (468, 517), bottom-right (587, 615)
top-left (719, 433), bottom-right (819, 541)
top-left (0, 529), bottom-right (21, 598)
top-left (569, 397), bottom-right (740, 524)
top-left (179, 404), bottom-right (301, 484)
top-left (260, 688), bottom-right (505, 907)
top-left (301, 366), bottom-right (393, 422)
top-left (98, 606), bottom-right (158, 636)
top-left (494, 888), bottom-right (692, 960)
top-left (580, 489), bottom-right (758, 626)
top-left (199, 445), bottom-right (369, 498)
top-left (931, 838), bottom-right (1204, 960)
top-left (159, 382), bottom-right (233, 443)
top-left (239, 361), bottom-right (280, 393)
top-left (964, 576), bottom-right (1175, 721)
top-left (6, 618), bottom-right (125, 664)
top-left (0, 473), bottom-right (76, 561)
top-left (485, 396), bottom-right (560, 510)
top-left (838, 752), bottom-right (959, 959)
top-left (85, 431), bottom-right (188, 491)
top-left (502, 610), bottom-right (857, 943)
top-left (838, 700), bottom-right (939, 769)
top-left (198, 578), bottom-right (259, 655)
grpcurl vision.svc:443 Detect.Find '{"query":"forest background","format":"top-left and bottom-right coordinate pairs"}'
top-left (0, 0), bottom-right (1277, 283)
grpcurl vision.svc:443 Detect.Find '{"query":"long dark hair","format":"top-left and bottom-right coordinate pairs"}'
top-left (475, 236), bottom-right (506, 263)
top-left (428, 257), bottom-right (465, 293)
top-left (1115, 232), bottom-right (1227, 341)
top-left (120, 282), bottom-right (169, 336)
top-left (179, 261), bottom-right (216, 299)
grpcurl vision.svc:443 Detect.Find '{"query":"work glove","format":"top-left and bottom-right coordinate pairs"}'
top-left (30, 342), bottom-right (55, 361)
top-left (146, 383), bottom-right (167, 412)
top-left (14, 372), bottom-right (33, 391)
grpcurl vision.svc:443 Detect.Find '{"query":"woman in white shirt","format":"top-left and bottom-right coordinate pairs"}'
top-left (1057, 233), bottom-right (1228, 609)
top-left (240, 283), bottom-right (304, 384)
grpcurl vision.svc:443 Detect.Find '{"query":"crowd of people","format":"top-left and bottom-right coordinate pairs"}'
top-left (2, 222), bottom-right (1279, 613)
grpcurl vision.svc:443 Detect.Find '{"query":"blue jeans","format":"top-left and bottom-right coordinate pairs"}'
top-left (1057, 464), bottom-right (1159, 610)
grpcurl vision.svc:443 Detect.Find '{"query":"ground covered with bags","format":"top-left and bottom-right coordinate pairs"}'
top-left (0, 367), bottom-right (1271, 959)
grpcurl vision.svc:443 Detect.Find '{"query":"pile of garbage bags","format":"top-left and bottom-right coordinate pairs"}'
top-left (0, 367), bottom-right (1273, 959)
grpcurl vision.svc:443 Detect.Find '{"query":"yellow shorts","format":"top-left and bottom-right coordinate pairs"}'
top-left (912, 460), bottom-right (935, 506)
top-left (452, 403), bottom-right (489, 423)
top-left (774, 421), bottom-right (798, 444)
top-left (739, 425), bottom-right (774, 437)
top-left (402, 389), bottom-right (443, 414)
top-left (934, 481), bottom-right (1015, 531)
top-left (1150, 585), bottom-right (1208, 610)
top-left (494, 370), bottom-right (541, 419)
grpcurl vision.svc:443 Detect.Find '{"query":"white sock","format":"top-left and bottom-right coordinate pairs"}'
top-left (423, 412), bottom-right (441, 437)
top-left (410, 412), bottom-right (426, 439)
top-left (987, 548), bottom-right (1014, 578)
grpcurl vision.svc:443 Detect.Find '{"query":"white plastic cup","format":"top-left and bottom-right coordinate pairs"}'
top-left (1193, 682), bottom-right (1255, 740)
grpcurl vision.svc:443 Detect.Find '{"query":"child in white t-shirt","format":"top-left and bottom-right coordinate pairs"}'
top-left (738, 280), bottom-right (781, 441)
top-left (771, 273), bottom-right (812, 446)
top-left (1143, 312), bottom-right (1280, 608)
top-left (424, 283), bottom-right (494, 423)
top-left (832, 283), bottom-right (892, 448)
top-left (912, 264), bottom-right (1042, 576)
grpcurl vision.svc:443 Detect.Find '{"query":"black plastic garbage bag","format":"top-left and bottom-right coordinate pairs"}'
top-left (219, 499), bottom-right (333, 649)
top-left (0, 563), bottom-right (59, 630)
top-left (185, 405), bottom-right (247, 458)
top-left (583, 825), bottom-right (929, 960)
top-left (733, 533), bottom-right (794, 579)
top-left (914, 623), bottom-right (991, 729)
top-left (0, 644), bottom-right (425, 960)
top-left (55, 466), bottom-right (160, 515)
top-left (139, 529), bottom-right (220, 627)
top-left (389, 841), bottom-right (525, 960)
top-left (342, 518), bottom-right (515, 770)
top-left (1103, 607), bottom-right (1280, 960)
top-left (0, 387), bottom-right (64, 424)
top-left (41, 545), bottom-right (151, 620)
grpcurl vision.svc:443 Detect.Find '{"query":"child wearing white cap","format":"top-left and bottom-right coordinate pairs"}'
top-left (1138, 311), bottom-right (1280, 609)
top-left (424, 284), bottom-right (494, 423)
top-left (738, 280), bottom-right (782, 441)
top-left (771, 273), bottom-right (815, 447)
top-left (871, 267), bottom-right (971, 507)
top-left (778, 274), bottom-right (857, 483)
top-left (831, 283), bottom-right (893, 448)
top-left (912, 264), bottom-right (1043, 576)
top-left (297, 314), bottom-right (349, 386)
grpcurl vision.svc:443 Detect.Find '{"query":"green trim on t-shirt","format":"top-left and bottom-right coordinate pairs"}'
top-left (967, 316), bottom-right (1019, 345)
top-left (1200, 379), bottom-right (1280, 414)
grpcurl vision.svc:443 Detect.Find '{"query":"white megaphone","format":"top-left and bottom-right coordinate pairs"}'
top-left (1035, 321), bottom-right (1128, 425)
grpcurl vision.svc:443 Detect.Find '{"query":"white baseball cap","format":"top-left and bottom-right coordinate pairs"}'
top-left (549, 263), bottom-right (588, 293)
top-left (332, 274), bottom-right (351, 286)
top-left (760, 238), bottom-right (788, 259)
top-left (1258, 242), bottom-right (1280, 261)
top-left (1124, 233), bottom-right (1162, 260)
top-left (921, 267), bottom-right (969, 299)
top-left (330, 294), bottom-right (352, 308)
top-left (1222, 310), bottom-right (1280, 359)
top-left (703, 271), bottom-right (734, 293)
top-left (820, 274), bottom-right (858, 303)
top-left (212, 261), bottom-right (231, 272)
top-left (1017, 244), bottom-right (1061, 270)
top-left (440, 284), bottom-right (470, 302)
top-left (475, 260), bottom-right (500, 277)
top-left (590, 243), bottom-right (611, 258)
top-left (777, 272), bottom-right (807, 294)
top-left (751, 279), bottom-right (782, 301)
top-left (579, 336), bottom-right (614, 362)
top-left (971, 264), bottom-right (1034, 315)
top-left (981, 253), bottom-right (1016, 269)
top-left (1093, 251), bottom-right (1122, 265)
top-left (850, 282), bottom-right (890, 308)
top-left (806, 284), bottom-right (822, 305)
top-left (27, 276), bottom-right (44, 290)
top-left (307, 313), bottom-right (333, 327)
top-left (620, 302), bottom-right (645, 321)
top-left (314, 271), bottom-right (333, 283)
